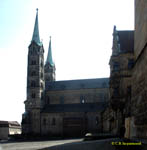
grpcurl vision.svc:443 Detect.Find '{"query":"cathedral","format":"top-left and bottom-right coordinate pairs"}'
top-left (21, 9), bottom-right (109, 137)
top-left (22, 0), bottom-right (147, 139)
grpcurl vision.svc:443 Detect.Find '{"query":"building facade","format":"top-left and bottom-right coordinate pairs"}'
top-left (103, 0), bottom-right (147, 139)
top-left (21, 9), bottom-right (109, 137)
top-left (131, 0), bottom-right (147, 138)
top-left (22, 0), bottom-right (147, 139)
top-left (0, 121), bottom-right (21, 140)
top-left (109, 27), bottom-right (134, 135)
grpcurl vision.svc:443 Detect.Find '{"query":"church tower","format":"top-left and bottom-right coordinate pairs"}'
top-left (44, 36), bottom-right (56, 82)
top-left (22, 9), bottom-right (44, 135)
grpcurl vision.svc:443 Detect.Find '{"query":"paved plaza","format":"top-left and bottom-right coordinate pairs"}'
top-left (1, 138), bottom-right (144, 150)
top-left (0, 139), bottom-right (83, 150)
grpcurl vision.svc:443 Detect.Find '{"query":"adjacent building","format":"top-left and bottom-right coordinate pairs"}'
top-left (103, 0), bottom-right (147, 139)
top-left (0, 121), bottom-right (21, 140)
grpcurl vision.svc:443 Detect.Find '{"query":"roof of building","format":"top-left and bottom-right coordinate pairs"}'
top-left (0, 121), bottom-right (20, 127)
top-left (117, 31), bottom-right (134, 53)
top-left (42, 102), bottom-right (108, 113)
top-left (32, 9), bottom-right (42, 46)
top-left (45, 78), bottom-right (109, 91)
top-left (45, 36), bottom-right (55, 66)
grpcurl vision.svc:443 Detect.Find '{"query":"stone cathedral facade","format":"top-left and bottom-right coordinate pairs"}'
top-left (21, 9), bottom-right (109, 137)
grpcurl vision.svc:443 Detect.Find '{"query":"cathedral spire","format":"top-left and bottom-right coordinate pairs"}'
top-left (32, 8), bottom-right (41, 45)
top-left (46, 36), bottom-right (55, 66)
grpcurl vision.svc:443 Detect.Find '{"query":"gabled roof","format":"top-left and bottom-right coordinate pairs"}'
top-left (117, 30), bottom-right (134, 53)
top-left (45, 78), bottom-right (109, 91)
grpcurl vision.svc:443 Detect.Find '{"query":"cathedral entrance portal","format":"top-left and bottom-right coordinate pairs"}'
top-left (63, 117), bottom-right (84, 137)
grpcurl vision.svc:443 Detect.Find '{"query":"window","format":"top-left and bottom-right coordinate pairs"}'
top-left (46, 96), bottom-right (50, 105)
top-left (31, 71), bottom-right (36, 76)
top-left (96, 117), bottom-right (99, 125)
top-left (102, 82), bottom-right (106, 87)
top-left (127, 86), bottom-right (131, 98)
top-left (41, 61), bottom-right (43, 67)
top-left (60, 96), bottom-right (64, 104)
top-left (52, 118), bottom-right (56, 126)
top-left (128, 59), bottom-right (134, 69)
top-left (113, 88), bottom-right (119, 96)
top-left (41, 92), bottom-right (44, 100)
top-left (99, 93), bottom-right (103, 99)
top-left (80, 96), bottom-right (85, 103)
top-left (80, 84), bottom-right (85, 88)
top-left (43, 118), bottom-right (46, 126)
top-left (41, 83), bottom-right (43, 88)
top-left (41, 72), bottom-right (43, 78)
top-left (82, 99), bottom-right (85, 103)
top-left (31, 81), bottom-right (36, 87)
top-left (32, 48), bottom-right (36, 55)
top-left (32, 93), bottom-right (36, 98)
top-left (113, 62), bottom-right (120, 71)
top-left (31, 60), bottom-right (36, 65)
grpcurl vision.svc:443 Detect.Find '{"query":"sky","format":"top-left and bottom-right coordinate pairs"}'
top-left (0, 0), bottom-right (134, 123)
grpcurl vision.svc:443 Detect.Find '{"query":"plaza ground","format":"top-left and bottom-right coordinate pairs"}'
top-left (0, 138), bottom-right (145, 150)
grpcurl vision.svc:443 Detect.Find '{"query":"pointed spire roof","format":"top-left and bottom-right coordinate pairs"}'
top-left (32, 8), bottom-right (42, 45)
top-left (46, 36), bottom-right (55, 66)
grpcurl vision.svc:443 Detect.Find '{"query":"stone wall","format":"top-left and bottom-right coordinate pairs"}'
top-left (0, 127), bottom-right (9, 140)
top-left (130, 0), bottom-right (147, 138)
top-left (131, 46), bottom-right (147, 138)
top-left (41, 87), bottom-right (109, 136)
top-left (41, 111), bottom-right (101, 137)
top-left (135, 0), bottom-right (147, 59)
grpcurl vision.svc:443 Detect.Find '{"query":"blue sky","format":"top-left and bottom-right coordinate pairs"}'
top-left (0, 0), bottom-right (134, 123)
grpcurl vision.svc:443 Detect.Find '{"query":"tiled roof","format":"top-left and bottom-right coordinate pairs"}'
top-left (0, 121), bottom-right (20, 127)
top-left (117, 31), bottom-right (134, 53)
top-left (8, 121), bottom-right (20, 126)
top-left (42, 102), bottom-right (108, 113)
top-left (45, 78), bottom-right (109, 91)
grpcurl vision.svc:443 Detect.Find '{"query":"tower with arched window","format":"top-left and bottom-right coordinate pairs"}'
top-left (22, 9), bottom-right (45, 135)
